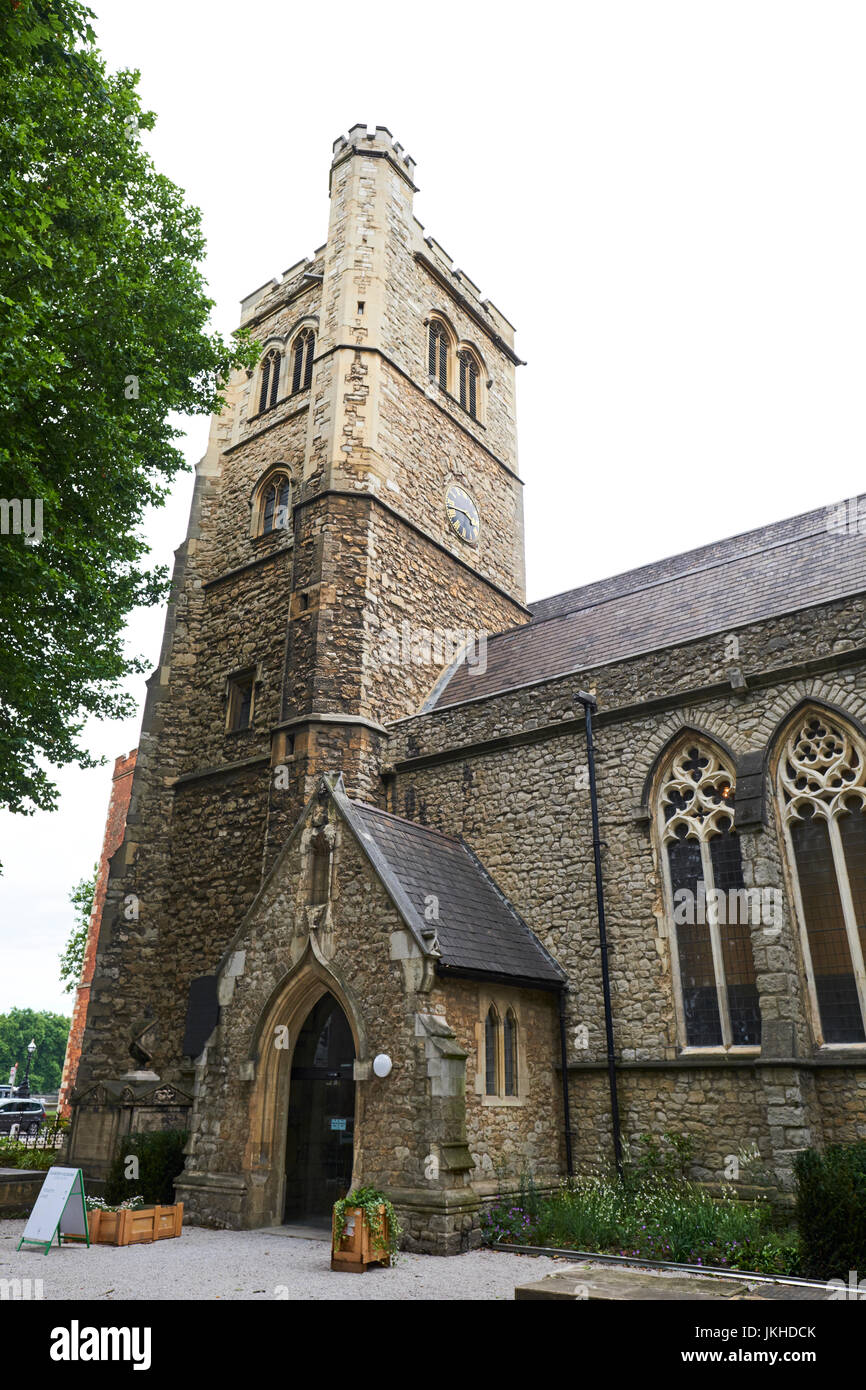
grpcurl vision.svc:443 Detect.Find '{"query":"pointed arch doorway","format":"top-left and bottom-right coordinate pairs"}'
top-left (283, 993), bottom-right (356, 1223)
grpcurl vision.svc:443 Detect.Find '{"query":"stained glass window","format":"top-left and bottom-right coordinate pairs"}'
top-left (659, 742), bottom-right (760, 1048)
top-left (779, 714), bottom-right (866, 1043)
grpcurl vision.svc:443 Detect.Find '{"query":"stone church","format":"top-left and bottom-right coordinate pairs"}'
top-left (68, 125), bottom-right (866, 1253)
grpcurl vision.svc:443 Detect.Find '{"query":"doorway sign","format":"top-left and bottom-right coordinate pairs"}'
top-left (17, 1167), bottom-right (90, 1256)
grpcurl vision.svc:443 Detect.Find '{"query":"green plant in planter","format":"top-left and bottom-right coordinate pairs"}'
top-left (333, 1186), bottom-right (402, 1262)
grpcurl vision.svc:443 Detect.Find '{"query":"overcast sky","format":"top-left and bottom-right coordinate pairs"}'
top-left (2, 0), bottom-right (865, 1021)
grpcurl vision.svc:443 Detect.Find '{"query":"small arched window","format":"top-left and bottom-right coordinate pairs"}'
top-left (427, 319), bottom-right (450, 391)
top-left (458, 349), bottom-right (480, 419)
top-left (484, 1006), bottom-right (500, 1095)
top-left (291, 328), bottom-right (315, 394)
top-left (258, 348), bottom-right (282, 413)
top-left (657, 740), bottom-right (760, 1049)
top-left (257, 471), bottom-right (292, 537)
top-left (777, 711), bottom-right (866, 1043)
top-left (503, 1009), bottom-right (518, 1095)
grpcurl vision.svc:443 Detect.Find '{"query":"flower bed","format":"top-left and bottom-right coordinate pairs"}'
top-left (481, 1176), bottom-right (800, 1277)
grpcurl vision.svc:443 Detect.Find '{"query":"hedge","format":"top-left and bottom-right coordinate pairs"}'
top-left (793, 1141), bottom-right (866, 1281)
top-left (103, 1128), bottom-right (188, 1208)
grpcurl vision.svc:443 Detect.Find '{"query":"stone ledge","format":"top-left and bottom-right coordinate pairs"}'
top-left (514, 1264), bottom-right (829, 1301)
top-left (0, 1169), bottom-right (46, 1215)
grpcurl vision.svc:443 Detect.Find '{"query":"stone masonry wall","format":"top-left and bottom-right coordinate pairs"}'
top-left (386, 594), bottom-right (866, 1190)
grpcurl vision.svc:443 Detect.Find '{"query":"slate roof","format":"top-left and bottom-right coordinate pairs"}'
top-left (432, 495), bottom-right (866, 709)
top-left (339, 793), bottom-right (565, 988)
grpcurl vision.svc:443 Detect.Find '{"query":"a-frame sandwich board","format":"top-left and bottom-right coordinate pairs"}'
top-left (16, 1166), bottom-right (89, 1255)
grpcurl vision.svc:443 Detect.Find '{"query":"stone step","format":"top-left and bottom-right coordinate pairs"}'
top-left (514, 1262), bottom-right (829, 1301)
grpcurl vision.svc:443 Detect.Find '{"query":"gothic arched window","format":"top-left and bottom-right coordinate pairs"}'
top-left (427, 319), bottom-right (450, 391)
top-left (258, 348), bottom-right (282, 412)
top-left (291, 327), bottom-right (315, 394)
top-left (256, 471), bottom-right (292, 537)
top-left (484, 1006), bottom-right (500, 1095)
top-left (657, 741), bottom-right (760, 1049)
top-left (503, 1009), bottom-right (518, 1095)
top-left (458, 348), bottom-right (481, 419)
top-left (777, 711), bottom-right (866, 1044)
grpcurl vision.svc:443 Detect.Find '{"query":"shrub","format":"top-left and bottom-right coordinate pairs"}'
top-left (103, 1128), bottom-right (188, 1207)
top-left (794, 1142), bottom-right (866, 1281)
top-left (0, 1142), bottom-right (57, 1171)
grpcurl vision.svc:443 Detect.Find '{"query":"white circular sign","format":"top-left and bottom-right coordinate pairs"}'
top-left (372, 1053), bottom-right (392, 1078)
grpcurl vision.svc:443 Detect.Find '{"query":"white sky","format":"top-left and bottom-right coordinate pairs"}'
top-left (2, 0), bottom-right (865, 1019)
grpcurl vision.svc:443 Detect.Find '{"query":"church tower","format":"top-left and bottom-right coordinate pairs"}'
top-left (271, 125), bottom-right (527, 815)
top-left (69, 128), bottom-right (528, 1148)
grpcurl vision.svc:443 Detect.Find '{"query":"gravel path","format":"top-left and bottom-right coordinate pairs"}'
top-left (0, 1220), bottom-right (564, 1300)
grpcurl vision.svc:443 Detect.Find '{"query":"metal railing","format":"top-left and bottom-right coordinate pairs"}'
top-left (0, 1116), bottom-right (67, 1153)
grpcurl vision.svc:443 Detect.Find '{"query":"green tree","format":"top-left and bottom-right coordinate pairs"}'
top-left (0, 0), bottom-right (257, 823)
top-left (0, 1008), bottom-right (71, 1093)
top-left (59, 862), bottom-right (97, 993)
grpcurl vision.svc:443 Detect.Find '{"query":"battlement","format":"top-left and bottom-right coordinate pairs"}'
top-left (239, 248), bottom-right (327, 325)
top-left (239, 128), bottom-right (514, 346)
top-left (415, 225), bottom-right (516, 343)
top-left (113, 749), bottom-right (138, 780)
top-left (331, 123), bottom-right (417, 185)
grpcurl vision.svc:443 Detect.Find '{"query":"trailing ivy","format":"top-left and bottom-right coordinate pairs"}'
top-left (333, 1186), bottom-right (402, 1262)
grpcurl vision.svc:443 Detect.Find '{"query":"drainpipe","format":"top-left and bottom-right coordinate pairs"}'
top-left (580, 692), bottom-right (624, 1182)
top-left (558, 989), bottom-right (574, 1177)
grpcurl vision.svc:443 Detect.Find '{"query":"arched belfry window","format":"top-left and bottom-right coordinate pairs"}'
top-left (258, 348), bottom-right (282, 412)
top-left (256, 470), bottom-right (292, 537)
top-left (657, 741), bottom-right (760, 1049)
top-left (777, 711), bottom-right (866, 1044)
top-left (458, 349), bottom-right (480, 419)
top-left (291, 327), bottom-right (315, 394)
top-left (484, 1006), bottom-right (500, 1095)
top-left (427, 319), bottom-right (450, 391)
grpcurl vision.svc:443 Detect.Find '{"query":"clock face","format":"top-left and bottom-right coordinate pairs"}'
top-left (445, 484), bottom-right (480, 545)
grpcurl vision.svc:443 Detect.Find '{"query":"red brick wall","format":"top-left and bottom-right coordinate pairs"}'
top-left (58, 750), bottom-right (137, 1115)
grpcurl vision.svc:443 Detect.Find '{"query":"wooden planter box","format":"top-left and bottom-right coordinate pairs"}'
top-left (331, 1204), bottom-right (390, 1273)
top-left (88, 1202), bottom-right (183, 1247)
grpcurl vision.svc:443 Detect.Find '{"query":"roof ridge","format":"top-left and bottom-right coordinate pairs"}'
top-left (527, 494), bottom-right (866, 625)
top-left (525, 519), bottom-right (841, 630)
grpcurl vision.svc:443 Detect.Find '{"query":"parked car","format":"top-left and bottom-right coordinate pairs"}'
top-left (0, 1099), bottom-right (46, 1135)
